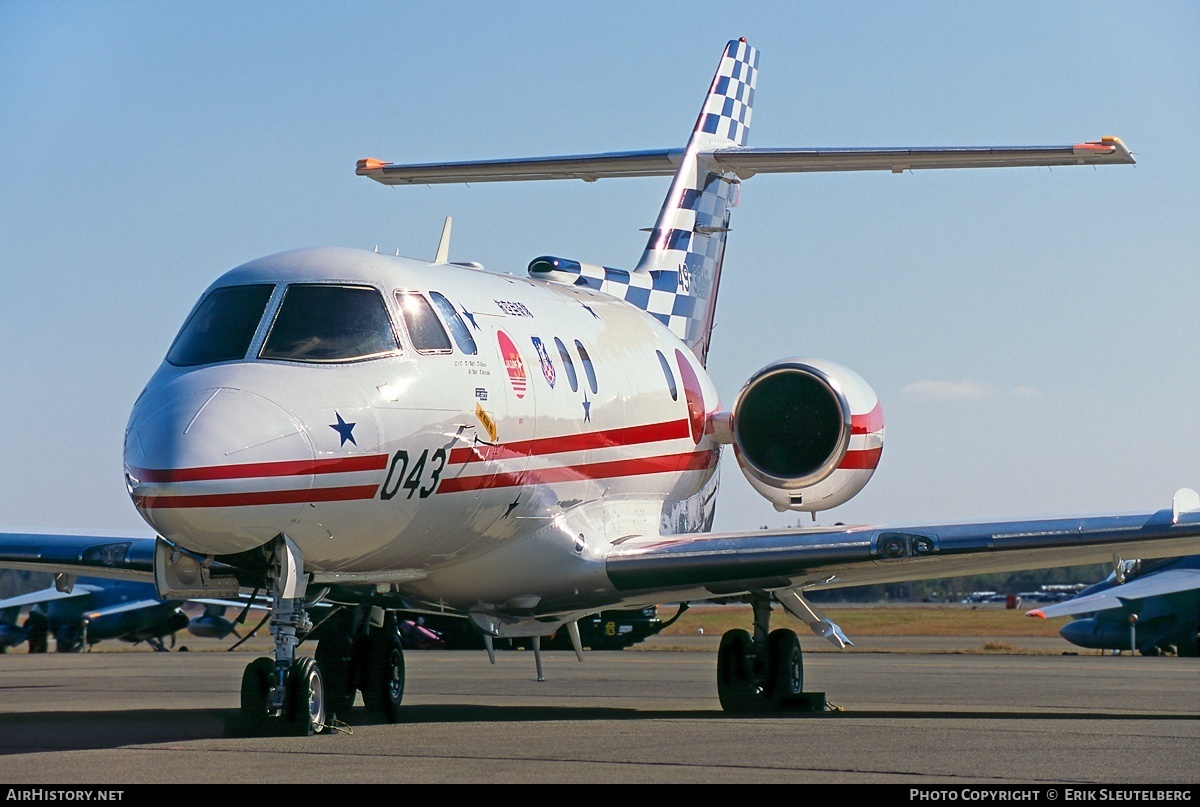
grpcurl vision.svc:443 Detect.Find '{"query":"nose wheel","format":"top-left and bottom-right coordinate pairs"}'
top-left (287, 657), bottom-right (327, 735)
top-left (239, 655), bottom-right (328, 735)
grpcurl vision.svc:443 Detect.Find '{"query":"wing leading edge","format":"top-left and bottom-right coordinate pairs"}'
top-left (605, 493), bottom-right (1200, 602)
top-left (356, 138), bottom-right (1134, 185)
top-left (0, 532), bottom-right (157, 582)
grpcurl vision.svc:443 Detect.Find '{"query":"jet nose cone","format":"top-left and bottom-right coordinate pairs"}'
top-left (1058, 618), bottom-right (1103, 649)
top-left (125, 387), bottom-right (315, 555)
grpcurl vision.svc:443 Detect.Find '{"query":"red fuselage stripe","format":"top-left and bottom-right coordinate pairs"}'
top-left (134, 484), bottom-right (381, 509)
top-left (437, 449), bottom-right (717, 494)
top-left (134, 450), bottom-right (716, 507)
top-left (447, 419), bottom-right (692, 465)
top-left (131, 454), bottom-right (390, 483)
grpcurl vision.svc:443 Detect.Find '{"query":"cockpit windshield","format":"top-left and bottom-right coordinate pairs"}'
top-left (1117, 557), bottom-right (1175, 583)
top-left (260, 284), bottom-right (399, 363)
top-left (166, 284), bottom-right (275, 367)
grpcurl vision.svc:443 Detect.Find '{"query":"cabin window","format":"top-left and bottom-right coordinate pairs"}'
top-left (656, 350), bottom-right (678, 401)
top-left (395, 291), bottom-right (453, 354)
top-left (429, 291), bottom-right (478, 355)
top-left (555, 337), bottom-right (578, 392)
top-left (166, 284), bottom-right (275, 367)
top-left (260, 284), bottom-right (400, 362)
top-left (576, 340), bottom-right (598, 394)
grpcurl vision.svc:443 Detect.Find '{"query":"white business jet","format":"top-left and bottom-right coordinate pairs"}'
top-left (3, 38), bottom-right (1195, 736)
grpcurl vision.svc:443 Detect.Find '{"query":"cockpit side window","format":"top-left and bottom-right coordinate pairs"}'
top-left (395, 291), bottom-right (453, 354)
top-left (555, 337), bottom-right (578, 392)
top-left (259, 284), bottom-right (399, 363)
top-left (166, 284), bottom-right (275, 367)
top-left (575, 339), bottom-right (598, 394)
top-left (428, 291), bottom-right (478, 355)
top-left (656, 350), bottom-right (678, 401)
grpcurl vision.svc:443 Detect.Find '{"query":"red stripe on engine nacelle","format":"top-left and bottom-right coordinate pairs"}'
top-left (839, 446), bottom-right (882, 470)
top-left (131, 454), bottom-right (390, 483)
top-left (447, 419), bottom-right (692, 465)
top-left (437, 449), bottom-right (716, 494)
top-left (851, 401), bottom-right (884, 435)
top-left (133, 484), bottom-right (381, 509)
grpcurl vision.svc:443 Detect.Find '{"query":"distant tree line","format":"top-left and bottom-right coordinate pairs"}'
top-left (805, 563), bottom-right (1110, 604)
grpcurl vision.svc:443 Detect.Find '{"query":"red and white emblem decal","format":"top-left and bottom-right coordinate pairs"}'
top-left (497, 330), bottom-right (527, 398)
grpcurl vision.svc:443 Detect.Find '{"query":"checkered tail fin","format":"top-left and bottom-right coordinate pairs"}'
top-left (631, 38), bottom-right (758, 366)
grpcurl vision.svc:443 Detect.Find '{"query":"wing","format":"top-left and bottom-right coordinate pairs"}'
top-left (0, 583), bottom-right (103, 610)
top-left (604, 492), bottom-right (1200, 603)
top-left (4, 491), bottom-right (1200, 630)
top-left (0, 532), bottom-right (157, 582)
top-left (356, 138), bottom-right (1133, 185)
top-left (189, 594), bottom-right (271, 612)
top-left (1027, 567), bottom-right (1200, 619)
top-left (82, 599), bottom-right (171, 620)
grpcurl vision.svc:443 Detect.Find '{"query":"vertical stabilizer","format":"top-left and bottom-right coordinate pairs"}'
top-left (634, 38), bottom-right (758, 365)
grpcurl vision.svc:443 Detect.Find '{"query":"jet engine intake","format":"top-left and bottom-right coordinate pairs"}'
top-left (726, 358), bottom-right (883, 512)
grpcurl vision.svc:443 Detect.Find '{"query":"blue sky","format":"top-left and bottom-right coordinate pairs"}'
top-left (2, 1), bottom-right (1197, 539)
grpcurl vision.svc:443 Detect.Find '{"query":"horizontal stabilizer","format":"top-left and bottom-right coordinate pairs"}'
top-left (356, 138), bottom-right (1133, 185)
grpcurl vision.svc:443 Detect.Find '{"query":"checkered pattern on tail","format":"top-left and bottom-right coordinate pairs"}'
top-left (633, 38), bottom-right (758, 366)
top-left (527, 40), bottom-right (758, 367)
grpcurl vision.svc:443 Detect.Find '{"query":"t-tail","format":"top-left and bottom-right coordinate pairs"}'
top-left (631, 37), bottom-right (758, 365)
top-left (358, 37), bottom-right (1133, 365)
top-left (525, 39), bottom-right (757, 366)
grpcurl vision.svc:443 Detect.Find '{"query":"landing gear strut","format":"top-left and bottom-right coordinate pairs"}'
top-left (236, 534), bottom-right (328, 736)
top-left (715, 594), bottom-right (820, 713)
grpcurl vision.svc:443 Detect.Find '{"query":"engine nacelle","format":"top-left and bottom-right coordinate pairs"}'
top-left (723, 358), bottom-right (884, 513)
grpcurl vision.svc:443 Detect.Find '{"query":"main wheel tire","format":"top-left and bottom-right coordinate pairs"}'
top-left (286, 657), bottom-right (327, 736)
top-left (240, 656), bottom-right (276, 727)
top-left (717, 628), bottom-right (758, 713)
top-left (765, 628), bottom-right (803, 707)
top-left (362, 627), bottom-right (405, 723)
top-left (315, 634), bottom-right (357, 718)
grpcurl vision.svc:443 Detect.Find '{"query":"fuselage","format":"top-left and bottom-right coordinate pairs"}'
top-left (124, 247), bottom-right (721, 614)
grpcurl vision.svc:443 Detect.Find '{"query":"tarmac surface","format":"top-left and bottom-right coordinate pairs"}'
top-left (0, 634), bottom-right (1198, 785)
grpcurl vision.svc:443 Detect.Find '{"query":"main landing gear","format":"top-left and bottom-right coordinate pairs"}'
top-left (715, 594), bottom-right (824, 713)
top-left (233, 535), bottom-right (409, 736)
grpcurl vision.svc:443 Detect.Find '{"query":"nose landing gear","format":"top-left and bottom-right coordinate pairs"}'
top-left (232, 534), bottom-right (330, 736)
top-left (230, 535), bottom-right (409, 739)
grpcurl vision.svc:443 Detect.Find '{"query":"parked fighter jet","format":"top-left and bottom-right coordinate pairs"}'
top-left (0, 577), bottom-right (257, 652)
top-left (1027, 555), bottom-right (1200, 656)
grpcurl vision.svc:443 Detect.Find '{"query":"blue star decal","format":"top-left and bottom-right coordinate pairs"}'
top-left (330, 412), bottom-right (357, 446)
top-left (461, 306), bottom-right (479, 330)
top-left (582, 392), bottom-right (591, 423)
